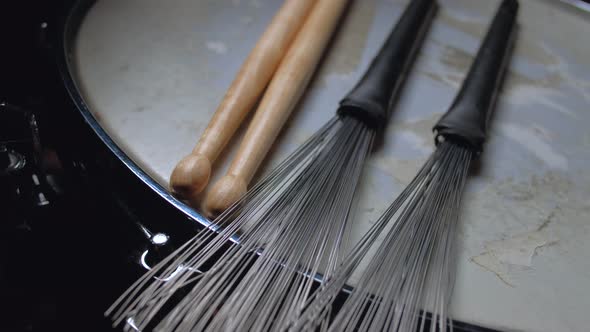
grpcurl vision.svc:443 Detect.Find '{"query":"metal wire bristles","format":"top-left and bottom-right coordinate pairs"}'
top-left (106, 0), bottom-right (437, 329)
top-left (292, 140), bottom-right (472, 332)
top-left (106, 115), bottom-right (374, 331)
top-left (292, 0), bottom-right (518, 330)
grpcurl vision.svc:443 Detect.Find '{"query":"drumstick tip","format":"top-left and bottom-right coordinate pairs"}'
top-left (204, 174), bottom-right (247, 217)
top-left (169, 154), bottom-right (212, 198)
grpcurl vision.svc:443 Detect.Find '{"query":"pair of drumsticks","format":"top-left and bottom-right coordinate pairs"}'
top-left (170, 0), bottom-right (350, 216)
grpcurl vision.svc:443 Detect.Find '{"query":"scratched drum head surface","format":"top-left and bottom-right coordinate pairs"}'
top-left (72, 0), bottom-right (590, 331)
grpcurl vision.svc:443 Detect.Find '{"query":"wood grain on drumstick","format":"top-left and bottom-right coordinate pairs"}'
top-left (205, 0), bottom-right (350, 215)
top-left (170, 0), bottom-right (315, 200)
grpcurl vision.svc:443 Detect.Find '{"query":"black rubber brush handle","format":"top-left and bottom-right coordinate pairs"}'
top-left (337, 0), bottom-right (438, 128)
top-left (434, 0), bottom-right (518, 152)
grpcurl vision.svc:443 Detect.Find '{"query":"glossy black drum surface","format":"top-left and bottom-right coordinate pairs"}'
top-left (1, 1), bottom-right (207, 331)
top-left (58, 0), bottom-right (214, 239)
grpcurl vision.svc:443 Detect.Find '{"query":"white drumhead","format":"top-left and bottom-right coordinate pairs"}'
top-left (73, 0), bottom-right (590, 331)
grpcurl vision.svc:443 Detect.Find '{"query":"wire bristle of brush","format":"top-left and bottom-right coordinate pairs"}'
top-left (106, 0), bottom-right (438, 330)
top-left (292, 1), bottom-right (518, 331)
top-left (106, 116), bottom-right (375, 331)
top-left (292, 140), bottom-right (472, 332)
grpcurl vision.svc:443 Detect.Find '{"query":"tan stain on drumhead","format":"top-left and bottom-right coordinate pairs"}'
top-left (417, 43), bottom-right (473, 88)
top-left (438, 10), bottom-right (486, 39)
top-left (439, 43), bottom-right (472, 72)
top-left (514, 32), bottom-right (560, 67)
top-left (317, 0), bottom-right (377, 79)
top-left (505, 71), bottom-right (563, 91)
top-left (460, 171), bottom-right (584, 240)
top-left (424, 43), bottom-right (564, 91)
top-left (439, 9), bottom-right (559, 66)
top-left (439, 0), bottom-right (498, 15)
top-left (420, 71), bottom-right (460, 88)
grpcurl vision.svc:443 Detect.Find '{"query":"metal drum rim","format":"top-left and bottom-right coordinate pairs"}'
top-left (56, 0), bottom-right (215, 234)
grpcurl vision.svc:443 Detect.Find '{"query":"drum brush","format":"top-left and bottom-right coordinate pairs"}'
top-left (107, 0), bottom-right (437, 330)
top-left (294, 1), bottom-right (518, 331)
top-left (170, 0), bottom-right (315, 200)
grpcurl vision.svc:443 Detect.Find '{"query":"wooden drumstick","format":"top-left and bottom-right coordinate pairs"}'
top-left (170, 0), bottom-right (315, 200)
top-left (204, 0), bottom-right (350, 215)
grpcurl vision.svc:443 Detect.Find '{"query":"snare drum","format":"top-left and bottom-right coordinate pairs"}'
top-left (59, 0), bottom-right (590, 331)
